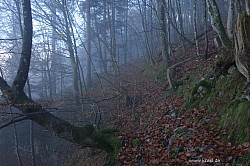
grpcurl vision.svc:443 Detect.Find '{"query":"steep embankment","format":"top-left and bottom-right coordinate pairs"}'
top-left (67, 33), bottom-right (249, 166)
top-left (76, 52), bottom-right (249, 165)
top-left (115, 54), bottom-right (249, 165)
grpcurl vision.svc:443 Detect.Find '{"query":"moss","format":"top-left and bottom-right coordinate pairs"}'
top-left (90, 131), bottom-right (113, 152)
top-left (175, 128), bottom-right (188, 136)
top-left (80, 126), bottom-right (120, 165)
top-left (132, 138), bottom-right (141, 148)
top-left (99, 128), bottom-right (119, 134)
top-left (220, 101), bottom-right (250, 144)
top-left (178, 60), bottom-right (249, 153)
top-left (235, 154), bottom-right (250, 166)
top-left (102, 136), bottom-right (121, 166)
top-left (162, 128), bottom-right (169, 134)
top-left (191, 79), bottom-right (213, 96)
top-left (172, 147), bottom-right (181, 158)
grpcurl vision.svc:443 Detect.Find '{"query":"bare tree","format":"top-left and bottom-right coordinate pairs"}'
top-left (86, 0), bottom-right (92, 88)
top-left (203, 0), bottom-right (208, 60)
top-left (176, 0), bottom-right (186, 52)
top-left (157, 0), bottom-right (170, 66)
top-left (137, 0), bottom-right (155, 64)
top-left (193, 0), bottom-right (200, 57)
top-left (0, 0), bottom-right (118, 156)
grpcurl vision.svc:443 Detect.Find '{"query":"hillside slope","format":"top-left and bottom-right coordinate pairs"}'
top-left (66, 32), bottom-right (250, 166)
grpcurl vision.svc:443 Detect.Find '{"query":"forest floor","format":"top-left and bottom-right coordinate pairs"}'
top-left (66, 31), bottom-right (250, 166)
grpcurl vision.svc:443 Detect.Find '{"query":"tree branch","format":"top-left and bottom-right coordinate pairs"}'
top-left (0, 117), bottom-right (27, 129)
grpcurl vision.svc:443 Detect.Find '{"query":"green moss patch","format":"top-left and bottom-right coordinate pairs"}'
top-left (191, 79), bottom-right (213, 96)
top-left (89, 128), bottom-right (120, 166)
top-left (132, 138), bottom-right (141, 148)
top-left (103, 135), bottom-right (121, 166)
top-left (220, 100), bottom-right (250, 144)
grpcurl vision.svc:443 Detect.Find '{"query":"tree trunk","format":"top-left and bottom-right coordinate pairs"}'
top-left (246, 0), bottom-right (250, 15)
top-left (61, 0), bottom-right (80, 105)
top-left (227, 0), bottom-right (235, 40)
top-left (86, 0), bottom-right (92, 88)
top-left (193, 0), bottom-right (200, 57)
top-left (137, 0), bottom-right (154, 64)
top-left (206, 0), bottom-right (232, 49)
top-left (163, 0), bottom-right (193, 46)
top-left (11, 107), bottom-right (23, 166)
top-left (235, 13), bottom-right (250, 82)
top-left (102, 0), bottom-right (108, 73)
top-left (27, 79), bottom-right (35, 166)
top-left (176, 0), bottom-right (186, 52)
top-left (203, 0), bottom-right (208, 59)
top-left (157, 0), bottom-right (171, 67)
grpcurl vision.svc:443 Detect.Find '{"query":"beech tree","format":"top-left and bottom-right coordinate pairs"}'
top-left (157, 0), bottom-right (171, 67)
top-left (207, 0), bottom-right (250, 89)
top-left (0, 0), bottom-right (118, 158)
top-left (85, 0), bottom-right (92, 88)
top-left (206, 0), bottom-right (232, 49)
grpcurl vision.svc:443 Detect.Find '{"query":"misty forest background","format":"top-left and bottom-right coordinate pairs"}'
top-left (0, 0), bottom-right (250, 165)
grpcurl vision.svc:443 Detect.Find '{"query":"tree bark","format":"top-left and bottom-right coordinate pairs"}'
top-left (11, 107), bottom-right (23, 166)
top-left (176, 0), bottom-right (186, 52)
top-left (61, 0), bottom-right (80, 105)
top-left (227, 0), bottom-right (235, 40)
top-left (246, 0), bottom-right (250, 15)
top-left (206, 0), bottom-right (232, 49)
top-left (203, 0), bottom-right (208, 59)
top-left (137, 0), bottom-right (154, 64)
top-left (86, 0), bottom-right (92, 88)
top-left (102, 0), bottom-right (108, 73)
top-left (235, 13), bottom-right (250, 82)
top-left (157, 0), bottom-right (171, 67)
top-left (193, 0), bottom-right (200, 57)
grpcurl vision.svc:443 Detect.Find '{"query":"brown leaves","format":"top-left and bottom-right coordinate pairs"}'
top-left (117, 91), bottom-right (250, 166)
top-left (80, 52), bottom-right (248, 165)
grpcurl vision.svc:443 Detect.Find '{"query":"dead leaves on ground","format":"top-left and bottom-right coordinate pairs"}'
top-left (111, 64), bottom-right (249, 165)
top-left (118, 101), bottom-right (249, 165)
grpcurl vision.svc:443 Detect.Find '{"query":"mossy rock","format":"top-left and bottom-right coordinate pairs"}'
top-left (191, 79), bottom-right (213, 96)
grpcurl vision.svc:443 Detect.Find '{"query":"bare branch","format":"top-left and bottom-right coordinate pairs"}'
top-left (0, 117), bottom-right (27, 129)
